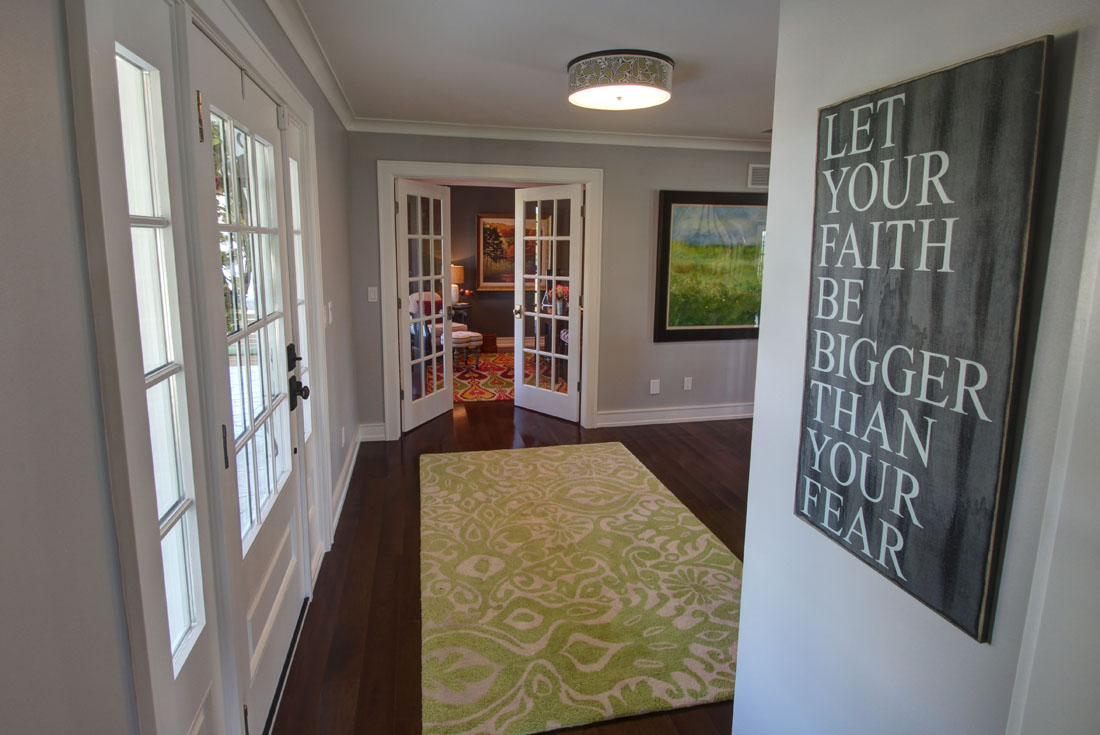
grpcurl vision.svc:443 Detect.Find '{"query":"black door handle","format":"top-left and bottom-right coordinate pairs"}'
top-left (289, 375), bottom-right (310, 410)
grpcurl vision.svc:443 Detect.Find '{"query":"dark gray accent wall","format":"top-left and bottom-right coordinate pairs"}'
top-left (449, 186), bottom-right (515, 340)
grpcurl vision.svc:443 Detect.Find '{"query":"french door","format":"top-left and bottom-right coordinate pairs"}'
top-left (189, 23), bottom-right (308, 728)
top-left (396, 180), bottom-right (453, 431)
top-left (513, 185), bottom-right (584, 421)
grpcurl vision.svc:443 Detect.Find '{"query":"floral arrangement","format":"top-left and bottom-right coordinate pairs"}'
top-left (554, 284), bottom-right (570, 301)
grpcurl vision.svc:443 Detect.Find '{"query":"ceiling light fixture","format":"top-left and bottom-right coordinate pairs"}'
top-left (567, 50), bottom-right (674, 111)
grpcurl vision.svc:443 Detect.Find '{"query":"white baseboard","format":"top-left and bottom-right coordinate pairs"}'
top-left (594, 402), bottom-right (754, 427)
top-left (358, 423), bottom-right (386, 442)
top-left (330, 437), bottom-right (359, 531)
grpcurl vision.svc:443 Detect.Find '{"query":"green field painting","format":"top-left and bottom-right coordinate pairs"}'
top-left (666, 203), bottom-right (766, 328)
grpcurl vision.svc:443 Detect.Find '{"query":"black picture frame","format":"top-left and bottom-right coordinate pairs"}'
top-left (653, 190), bottom-right (768, 342)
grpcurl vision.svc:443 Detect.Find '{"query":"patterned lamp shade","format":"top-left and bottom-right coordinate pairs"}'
top-left (567, 50), bottom-right (674, 110)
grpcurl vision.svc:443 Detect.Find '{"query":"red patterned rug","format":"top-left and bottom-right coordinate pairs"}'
top-left (453, 351), bottom-right (514, 402)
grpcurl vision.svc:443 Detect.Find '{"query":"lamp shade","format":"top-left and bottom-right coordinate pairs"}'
top-left (450, 264), bottom-right (465, 284)
top-left (567, 50), bottom-right (673, 111)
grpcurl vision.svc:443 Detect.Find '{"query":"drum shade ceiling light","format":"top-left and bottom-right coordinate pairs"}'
top-left (567, 50), bottom-right (674, 110)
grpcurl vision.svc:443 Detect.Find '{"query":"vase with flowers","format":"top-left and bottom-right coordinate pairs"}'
top-left (554, 284), bottom-right (569, 316)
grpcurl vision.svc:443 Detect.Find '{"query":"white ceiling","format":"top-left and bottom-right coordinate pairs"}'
top-left (288, 0), bottom-right (778, 149)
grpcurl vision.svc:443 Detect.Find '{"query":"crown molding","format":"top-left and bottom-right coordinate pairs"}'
top-left (347, 117), bottom-right (771, 152)
top-left (265, 0), bottom-right (771, 152)
top-left (264, 0), bottom-right (355, 128)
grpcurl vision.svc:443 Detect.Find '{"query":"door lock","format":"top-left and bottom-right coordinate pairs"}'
top-left (289, 375), bottom-right (310, 410)
top-left (513, 304), bottom-right (522, 319)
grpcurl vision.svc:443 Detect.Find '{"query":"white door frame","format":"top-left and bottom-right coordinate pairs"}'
top-left (377, 161), bottom-right (604, 439)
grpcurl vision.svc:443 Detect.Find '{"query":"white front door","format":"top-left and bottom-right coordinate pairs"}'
top-left (396, 180), bottom-right (453, 431)
top-left (190, 24), bottom-right (307, 729)
top-left (513, 185), bottom-right (584, 421)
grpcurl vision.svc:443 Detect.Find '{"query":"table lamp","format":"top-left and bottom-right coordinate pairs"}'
top-left (450, 264), bottom-right (465, 304)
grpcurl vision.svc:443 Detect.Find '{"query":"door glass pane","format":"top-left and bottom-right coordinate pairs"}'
top-left (263, 233), bottom-right (281, 315)
top-left (254, 421), bottom-right (272, 507)
top-left (555, 241), bottom-right (570, 277)
top-left (296, 303), bottom-right (310, 371)
top-left (146, 378), bottom-right (182, 519)
top-left (294, 233), bottom-right (305, 302)
top-left (524, 282), bottom-right (539, 312)
top-left (420, 196), bottom-right (430, 236)
top-left (222, 231), bottom-right (242, 334)
top-left (425, 357), bottom-right (435, 395)
top-left (264, 320), bottom-right (285, 403)
top-left (228, 341), bottom-right (248, 439)
top-left (524, 201), bottom-right (537, 237)
top-left (432, 239), bottom-right (442, 278)
top-left (539, 200), bottom-right (553, 237)
top-left (408, 238), bottom-right (421, 279)
top-left (274, 400), bottom-right (291, 482)
top-left (242, 234), bottom-right (259, 324)
top-left (432, 198), bottom-right (442, 235)
top-left (421, 238), bottom-right (432, 279)
top-left (288, 158), bottom-right (302, 230)
top-left (233, 125), bottom-right (252, 225)
top-left (253, 138), bottom-right (276, 228)
top-left (539, 241), bottom-right (552, 277)
top-left (246, 330), bottom-right (265, 421)
top-left (131, 227), bottom-right (169, 373)
top-left (115, 57), bottom-right (155, 217)
top-left (525, 353), bottom-right (538, 386)
top-left (556, 199), bottom-right (571, 236)
top-left (211, 113), bottom-right (233, 224)
top-left (407, 194), bottom-right (418, 235)
top-left (299, 368), bottom-right (312, 438)
top-left (411, 360), bottom-right (424, 400)
top-left (161, 521), bottom-right (192, 650)
top-left (236, 442), bottom-right (255, 536)
top-left (555, 357), bottom-right (569, 393)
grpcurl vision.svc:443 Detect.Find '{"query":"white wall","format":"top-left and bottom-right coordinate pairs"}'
top-left (347, 133), bottom-right (770, 424)
top-left (735, 1), bottom-right (1100, 733)
top-left (0, 1), bottom-right (138, 732)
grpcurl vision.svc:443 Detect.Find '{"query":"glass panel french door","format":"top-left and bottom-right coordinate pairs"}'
top-left (189, 23), bottom-right (306, 725)
top-left (397, 180), bottom-right (452, 431)
top-left (513, 184), bottom-right (584, 421)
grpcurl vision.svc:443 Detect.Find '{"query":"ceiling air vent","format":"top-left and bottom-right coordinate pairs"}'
top-left (747, 164), bottom-right (770, 189)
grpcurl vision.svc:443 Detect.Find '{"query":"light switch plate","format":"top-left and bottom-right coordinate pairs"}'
top-left (650, 379), bottom-right (660, 395)
top-left (368, 286), bottom-right (378, 302)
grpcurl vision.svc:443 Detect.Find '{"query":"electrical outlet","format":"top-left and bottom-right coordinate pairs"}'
top-left (368, 286), bottom-right (378, 302)
top-left (683, 376), bottom-right (693, 391)
top-left (341, 426), bottom-right (346, 447)
top-left (649, 379), bottom-right (660, 395)
top-left (327, 301), bottom-right (334, 324)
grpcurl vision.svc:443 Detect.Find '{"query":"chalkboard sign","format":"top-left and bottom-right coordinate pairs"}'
top-left (794, 38), bottom-right (1049, 641)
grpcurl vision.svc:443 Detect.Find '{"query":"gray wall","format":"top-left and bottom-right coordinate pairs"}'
top-left (0, 1), bottom-right (138, 732)
top-left (348, 134), bottom-right (770, 423)
top-left (0, 1), bottom-right (360, 732)
top-left (450, 185), bottom-right (515, 340)
top-left (229, 0), bottom-right (358, 481)
top-left (734, 1), bottom-right (1100, 733)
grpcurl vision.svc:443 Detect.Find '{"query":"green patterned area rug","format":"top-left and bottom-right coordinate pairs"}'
top-left (420, 442), bottom-right (742, 734)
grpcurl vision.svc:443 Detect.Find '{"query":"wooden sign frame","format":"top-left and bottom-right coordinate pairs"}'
top-left (793, 38), bottom-right (1050, 641)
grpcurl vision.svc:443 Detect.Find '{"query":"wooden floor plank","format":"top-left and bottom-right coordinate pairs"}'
top-left (274, 401), bottom-right (751, 733)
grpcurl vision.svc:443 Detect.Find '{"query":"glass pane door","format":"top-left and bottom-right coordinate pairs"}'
top-left (513, 185), bottom-right (584, 422)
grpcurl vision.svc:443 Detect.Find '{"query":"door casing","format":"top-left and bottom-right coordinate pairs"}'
top-left (376, 161), bottom-right (604, 438)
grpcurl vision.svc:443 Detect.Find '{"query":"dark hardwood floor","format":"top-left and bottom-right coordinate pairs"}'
top-left (273, 401), bottom-right (752, 734)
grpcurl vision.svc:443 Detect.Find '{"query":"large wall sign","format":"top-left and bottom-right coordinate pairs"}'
top-left (794, 39), bottom-right (1049, 641)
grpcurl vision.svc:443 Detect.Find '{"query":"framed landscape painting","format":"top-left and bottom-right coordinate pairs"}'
top-left (476, 214), bottom-right (536, 291)
top-left (654, 190), bottom-right (768, 341)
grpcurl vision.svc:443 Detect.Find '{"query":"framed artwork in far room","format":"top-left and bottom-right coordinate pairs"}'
top-left (654, 190), bottom-right (768, 342)
top-left (476, 213), bottom-right (535, 291)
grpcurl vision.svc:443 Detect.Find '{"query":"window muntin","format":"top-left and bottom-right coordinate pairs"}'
top-left (115, 49), bottom-right (204, 673)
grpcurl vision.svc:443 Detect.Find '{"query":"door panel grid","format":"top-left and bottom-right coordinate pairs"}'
top-left (210, 109), bottom-right (291, 544)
